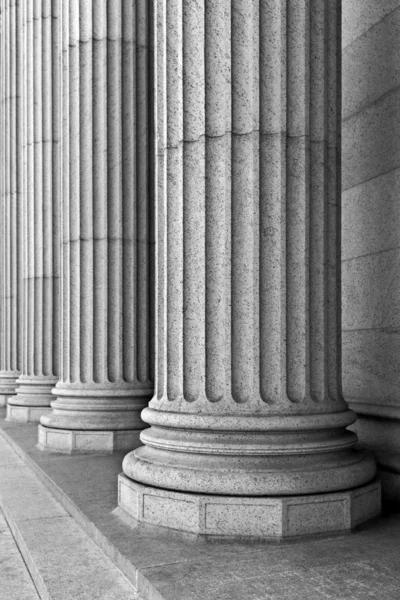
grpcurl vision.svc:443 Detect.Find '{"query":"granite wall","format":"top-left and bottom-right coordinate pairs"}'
top-left (342, 0), bottom-right (400, 503)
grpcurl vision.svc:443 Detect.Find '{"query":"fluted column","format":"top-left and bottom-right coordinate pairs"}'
top-left (120, 0), bottom-right (380, 538)
top-left (0, 0), bottom-right (23, 406)
top-left (39, 0), bottom-right (153, 453)
top-left (0, 4), bottom-right (5, 404)
top-left (7, 0), bottom-right (61, 423)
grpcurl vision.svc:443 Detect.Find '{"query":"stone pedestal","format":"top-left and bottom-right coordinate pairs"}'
top-left (39, 0), bottom-right (153, 452)
top-left (7, 0), bottom-right (60, 423)
top-left (120, 0), bottom-right (380, 536)
top-left (119, 475), bottom-right (381, 540)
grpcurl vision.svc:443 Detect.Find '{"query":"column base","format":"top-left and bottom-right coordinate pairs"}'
top-left (7, 405), bottom-right (52, 423)
top-left (118, 474), bottom-right (381, 540)
top-left (38, 424), bottom-right (142, 454)
top-left (6, 377), bottom-right (57, 423)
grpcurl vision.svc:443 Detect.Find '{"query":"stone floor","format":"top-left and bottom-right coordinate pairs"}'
top-left (1, 410), bottom-right (400, 600)
top-left (0, 508), bottom-right (40, 600)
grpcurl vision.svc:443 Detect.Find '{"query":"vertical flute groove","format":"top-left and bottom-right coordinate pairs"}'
top-left (42, 0), bottom-right (52, 377)
top-left (155, 0), bottom-right (167, 401)
top-left (10, 0), bottom-right (17, 372)
top-left (309, 0), bottom-right (327, 403)
top-left (136, 0), bottom-right (150, 384)
top-left (0, 1), bottom-right (4, 375)
top-left (166, 0), bottom-right (183, 402)
top-left (68, 0), bottom-right (80, 383)
top-left (327, 0), bottom-right (342, 403)
top-left (61, 0), bottom-right (70, 383)
top-left (5, 0), bottom-right (9, 371)
top-left (231, 0), bottom-right (256, 403)
top-left (1, 0), bottom-right (10, 371)
top-left (122, 0), bottom-right (135, 384)
top-left (33, 0), bottom-right (43, 376)
top-left (52, 0), bottom-right (61, 379)
top-left (107, 0), bottom-right (122, 383)
top-left (92, 0), bottom-right (107, 384)
top-left (205, 0), bottom-right (230, 403)
top-left (259, 0), bottom-right (286, 404)
top-left (79, 0), bottom-right (94, 384)
top-left (183, 0), bottom-right (205, 403)
top-left (286, 0), bottom-right (309, 403)
top-left (16, 0), bottom-right (24, 375)
top-left (27, 0), bottom-right (34, 377)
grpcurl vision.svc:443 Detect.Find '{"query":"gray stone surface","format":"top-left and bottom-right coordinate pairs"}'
top-left (118, 474), bottom-right (381, 539)
top-left (120, 0), bottom-right (377, 538)
top-left (1, 416), bottom-right (398, 600)
top-left (343, 88), bottom-right (400, 191)
top-left (343, 330), bottom-right (400, 407)
top-left (343, 6), bottom-right (400, 119)
top-left (342, 168), bottom-right (400, 260)
top-left (0, 428), bottom-right (142, 600)
top-left (0, 463), bottom-right (68, 522)
top-left (0, 510), bottom-right (40, 600)
top-left (343, 249), bottom-right (400, 331)
top-left (342, 0), bottom-right (400, 501)
top-left (343, 0), bottom-right (400, 48)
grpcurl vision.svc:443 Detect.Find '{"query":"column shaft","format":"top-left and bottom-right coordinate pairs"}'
top-left (39, 0), bottom-right (153, 453)
top-left (0, 0), bottom-right (22, 405)
top-left (120, 0), bottom-right (379, 538)
top-left (7, 0), bottom-right (61, 423)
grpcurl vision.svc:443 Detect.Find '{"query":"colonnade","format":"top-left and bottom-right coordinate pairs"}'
top-left (0, 0), bottom-right (381, 539)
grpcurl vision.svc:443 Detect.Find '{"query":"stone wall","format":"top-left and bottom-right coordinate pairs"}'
top-left (342, 0), bottom-right (400, 502)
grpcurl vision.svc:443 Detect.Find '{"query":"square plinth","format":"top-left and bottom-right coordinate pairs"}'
top-left (38, 425), bottom-right (142, 454)
top-left (0, 394), bottom-right (14, 407)
top-left (6, 405), bottom-right (52, 424)
top-left (118, 474), bottom-right (381, 540)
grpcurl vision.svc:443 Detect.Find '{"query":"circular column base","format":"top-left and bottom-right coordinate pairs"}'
top-left (7, 404), bottom-right (52, 423)
top-left (118, 474), bottom-right (381, 540)
top-left (6, 378), bottom-right (56, 423)
top-left (38, 424), bottom-right (142, 454)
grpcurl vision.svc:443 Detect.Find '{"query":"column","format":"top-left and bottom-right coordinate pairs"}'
top-left (8, 0), bottom-right (61, 423)
top-left (39, 0), bottom-right (153, 453)
top-left (0, 0), bottom-right (23, 407)
top-left (120, 0), bottom-right (380, 539)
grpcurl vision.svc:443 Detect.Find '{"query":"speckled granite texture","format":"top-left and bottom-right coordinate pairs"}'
top-left (0, 425), bottom-right (142, 600)
top-left (6, 0), bottom-right (60, 425)
top-left (0, 0), bottom-right (22, 407)
top-left (342, 0), bottom-right (400, 499)
top-left (36, 0), bottom-right (154, 452)
top-left (0, 416), bottom-right (398, 600)
top-left (121, 0), bottom-right (378, 537)
top-left (0, 0), bottom-right (397, 579)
